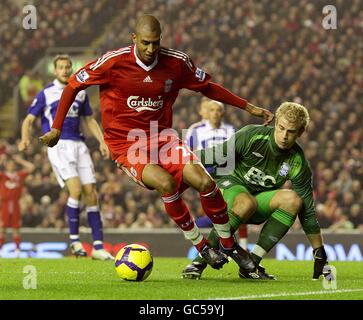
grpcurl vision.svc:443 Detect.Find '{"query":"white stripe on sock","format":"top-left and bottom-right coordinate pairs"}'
top-left (162, 192), bottom-right (180, 203)
top-left (67, 198), bottom-right (80, 208)
top-left (161, 192), bottom-right (180, 203)
top-left (183, 225), bottom-right (203, 245)
top-left (214, 222), bottom-right (232, 239)
top-left (86, 206), bottom-right (99, 212)
top-left (200, 185), bottom-right (218, 198)
top-left (93, 240), bottom-right (103, 246)
top-left (70, 235), bottom-right (80, 240)
top-left (251, 244), bottom-right (267, 259)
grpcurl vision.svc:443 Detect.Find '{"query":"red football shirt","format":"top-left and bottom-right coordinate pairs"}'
top-left (68, 45), bottom-right (211, 158)
top-left (0, 171), bottom-right (28, 201)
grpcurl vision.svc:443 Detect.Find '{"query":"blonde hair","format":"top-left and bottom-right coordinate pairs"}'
top-left (275, 102), bottom-right (310, 129)
top-left (53, 54), bottom-right (72, 68)
top-left (208, 100), bottom-right (224, 111)
top-left (200, 96), bottom-right (210, 105)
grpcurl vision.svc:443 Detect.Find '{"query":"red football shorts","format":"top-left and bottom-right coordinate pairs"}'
top-left (114, 137), bottom-right (200, 190)
top-left (0, 200), bottom-right (21, 228)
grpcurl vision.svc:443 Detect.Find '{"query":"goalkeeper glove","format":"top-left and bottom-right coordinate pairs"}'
top-left (312, 246), bottom-right (328, 280)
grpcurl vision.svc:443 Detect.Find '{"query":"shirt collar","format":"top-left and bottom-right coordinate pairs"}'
top-left (53, 79), bottom-right (66, 89)
top-left (205, 120), bottom-right (224, 130)
top-left (133, 45), bottom-right (158, 72)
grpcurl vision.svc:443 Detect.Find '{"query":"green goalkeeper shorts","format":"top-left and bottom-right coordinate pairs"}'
top-left (217, 175), bottom-right (278, 224)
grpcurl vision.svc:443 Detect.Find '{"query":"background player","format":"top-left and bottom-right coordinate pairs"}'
top-left (19, 55), bottom-right (113, 261)
top-left (182, 102), bottom-right (329, 280)
top-left (0, 154), bottom-right (35, 257)
top-left (185, 99), bottom-right (248, 249)
top-left (39, 15), bottom-right (274, 275)
top-left (184, 97), bottom-right (213, 149)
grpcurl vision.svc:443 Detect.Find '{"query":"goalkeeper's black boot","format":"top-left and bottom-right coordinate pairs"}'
top-left (200, 244), bottom-right (228, 270)
top-left (181, 262), bottom-right (207, 280)
top-left (313, 246), bottom-right (328, 280)
top-left (239, 264), bottom-right (276, 280)
top-left (220, 242), bottom-right (256, 274)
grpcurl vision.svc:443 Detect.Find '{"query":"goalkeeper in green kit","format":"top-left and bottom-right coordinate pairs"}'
top-left (182, 102), bottom-right (329, 280)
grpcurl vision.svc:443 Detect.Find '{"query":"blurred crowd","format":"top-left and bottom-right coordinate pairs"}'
top-left (1, 0), bottom-right (362, 231)
top-left (0, 0), bottom-right (117, 105)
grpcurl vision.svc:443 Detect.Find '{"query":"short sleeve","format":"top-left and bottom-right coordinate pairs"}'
top-left (68, 51), bottom-right (117, 90)
top-left (27, 91), bottom-right (46, 117)
top-left (179, 55), bottom-right (211, 92)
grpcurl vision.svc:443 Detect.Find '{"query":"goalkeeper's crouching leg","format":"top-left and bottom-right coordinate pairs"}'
top-left (312, 246), bottom-right (329, 280)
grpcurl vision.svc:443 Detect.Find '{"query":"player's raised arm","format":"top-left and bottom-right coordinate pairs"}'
top-left (12, 154), bottom-right (35, 173)
top-left (39, 85), bottom-right (80, 147)
top-left (39, 51), bottom-right (115, 147)
top-left (178, 55), bottom-right (273, 125)
top-left (201, 82), bottom-right (274, 126)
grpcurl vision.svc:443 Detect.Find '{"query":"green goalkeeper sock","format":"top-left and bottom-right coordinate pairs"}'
top-left (228, 209), bottom-right (243, 231)
top-left (193, 210), bottom-right (242, 264)
top-left (251, 209), bottom-right (296, 264)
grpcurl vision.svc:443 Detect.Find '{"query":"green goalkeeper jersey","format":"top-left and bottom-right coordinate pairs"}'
top-left (198, 124), bottom-right (320, 234)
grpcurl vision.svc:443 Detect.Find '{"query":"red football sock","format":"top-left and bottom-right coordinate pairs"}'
top-left (162, 190), bottom-right (207, 251)
top-left (200, 182), bottom-right (235, 248)
top-left (13, 235), bottom-right (21, 250)
top-left (238, 224), bottom-right (248, 238)
top-left (0, 235), bottom-right (5, 249)
top-left (199, 182), bottom-right (228, 224)
top-left (162, 190), bottom-right (194, 231)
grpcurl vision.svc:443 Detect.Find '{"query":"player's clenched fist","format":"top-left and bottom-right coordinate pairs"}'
top-left (261, 109), bottom-right (274, 126)
top-left (18, 140), bottom-right (30, 151)
top-left (245, 103), bottom-right (274, 126)
top-left (39, 128), bottom-right (61, 147)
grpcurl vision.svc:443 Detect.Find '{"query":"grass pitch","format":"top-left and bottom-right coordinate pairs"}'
top-left (0, 258), bottom-right (362, 300)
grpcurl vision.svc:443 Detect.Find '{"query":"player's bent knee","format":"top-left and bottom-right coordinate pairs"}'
top-left (156, 178), bottom-right (176, 194)
top-left (285, 190), bottom-right (302, 211)
top-left (291, 193), bottom-right (303, 213)
top-left (277, 190), bottom-right (303, 214)
top-left (69, 187), bottom-right (82, 200)
top-left (197, 176), bottom-right (214, 193)
top-left (84, 190), bottom-right (98, 205)
top-left (232, 194), bottom-right (257, 218)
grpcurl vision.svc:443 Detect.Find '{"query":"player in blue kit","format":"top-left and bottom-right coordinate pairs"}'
top-left (185, 100), bottom-right (235, 151)
top-left (19, 55), bottom-right (113, 260)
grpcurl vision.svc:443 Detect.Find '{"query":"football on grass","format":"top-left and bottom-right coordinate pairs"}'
top-left (114, 244), bottom-right (153, 281)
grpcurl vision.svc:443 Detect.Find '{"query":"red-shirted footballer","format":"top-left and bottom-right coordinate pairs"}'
top-left (0, 155), bottom-right (35, 255)
top-left (40, 15), bottom-right (273, 275)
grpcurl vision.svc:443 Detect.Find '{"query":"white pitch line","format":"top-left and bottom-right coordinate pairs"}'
top-left (210, 288), bottom-right (363, 300)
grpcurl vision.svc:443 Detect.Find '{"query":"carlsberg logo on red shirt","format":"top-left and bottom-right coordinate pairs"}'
top-left (127, 96), bottom-right (164, 112)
